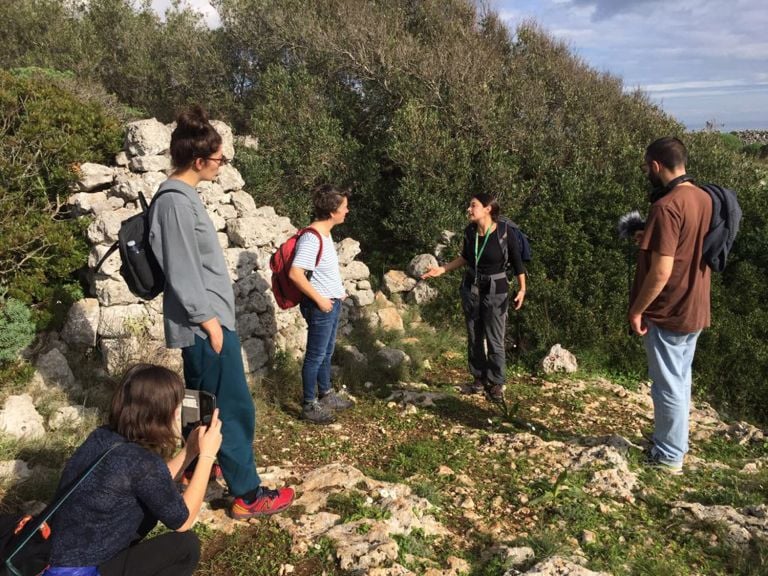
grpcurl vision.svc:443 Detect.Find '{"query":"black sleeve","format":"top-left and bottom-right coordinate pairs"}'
top-left (507, 225), bottom-right (525, 276)
top-left (461, 225), bottom-right (472, 264)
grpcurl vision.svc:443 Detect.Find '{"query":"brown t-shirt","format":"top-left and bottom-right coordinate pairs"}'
top-left (631, 183), bottom-right (712, 333)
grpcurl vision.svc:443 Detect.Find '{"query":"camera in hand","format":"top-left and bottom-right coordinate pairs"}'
top-left (181, 389), bottom-right (216, 429)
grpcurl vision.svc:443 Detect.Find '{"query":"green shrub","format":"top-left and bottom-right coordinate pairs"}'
top-left (0, 68), bottom-right (122, 327)
top-left (0, 297), bottom-right (35, 363)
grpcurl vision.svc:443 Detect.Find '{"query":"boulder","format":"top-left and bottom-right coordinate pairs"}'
top-left (230, 190), bottom-right (258, 217)
top-left (129, 154), bottom-right (171, 173)
top-left (541, 344), bottom-right (578, 374)
top-left (406, 281), bottom-right (438, 305)
top-left (0, 395), bottom-right (45, 440)
top-left (342, 261), bottom-right (370, 282)
top-left (406, 254), bottom-right (438, 279)
top-left (216, 164), bottom-right (245, 192)
top-left (98, 304), bottom-right (149, 338)
top-left (87, 207), bottom-right (140, 244)
top-left (75, 163), bottom-right (115, 191)
top-left (514, 556), bottom-right (610, 576)
top-left (67, 191), bottom-right (123, 216)
top-left (376, 348), bottom-right (410, 371)
top-left (0, 460), bottom-right (32, 484)
top-left (95, 278), bottom-right (141, 307)
top-left (35, 348), bottom-right (76, 389)
top-left (377, 308), bottom-right (404, 332)
top-left (61, 298), bottom-right (100, 348)
top-left (382, 271), bottom-right (416, 295)
top-left (336, 238), bottom-right (362, 265)
top-left (210, 120), bottom-right (236, 161)
top-left (112, 172), bottom-right (150, 202)
top-left (241, 338), bottom-right (270, 373)
top-left (48, 406), bottom-right (88, 430)
top-left (124, 118), bottom-right (172, 157)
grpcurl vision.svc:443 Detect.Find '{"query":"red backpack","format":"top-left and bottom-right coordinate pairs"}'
top-left (270, 227), bottom-right (323, 309)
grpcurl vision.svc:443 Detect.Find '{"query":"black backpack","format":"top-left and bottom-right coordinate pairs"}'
top-left (701, 183), bottom-right (742, 272)
top-left (94, 190), bottom-right (179, 300)
top-left (498, 217), bottom-right (532, 264)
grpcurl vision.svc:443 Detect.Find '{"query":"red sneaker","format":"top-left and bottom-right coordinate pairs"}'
top-left (230, 486), bottom-right (295, 519)
top-left (181, 462), bottom-right (223, 486)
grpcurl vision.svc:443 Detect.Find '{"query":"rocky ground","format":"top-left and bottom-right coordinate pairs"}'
top-left (2, 327), bottom-right (768, 575)
top-left (189, 365), bottom-right (767, 576)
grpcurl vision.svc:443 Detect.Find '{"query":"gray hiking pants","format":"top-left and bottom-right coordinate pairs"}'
top-left (460, 278), bottom-right (509, 386)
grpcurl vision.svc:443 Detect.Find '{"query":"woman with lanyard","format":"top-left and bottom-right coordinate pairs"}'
top-left (421, 193), bottom-right (526, 402)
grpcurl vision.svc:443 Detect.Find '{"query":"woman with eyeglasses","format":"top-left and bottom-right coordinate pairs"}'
top-left (148, 105), bottom-right (294, 519)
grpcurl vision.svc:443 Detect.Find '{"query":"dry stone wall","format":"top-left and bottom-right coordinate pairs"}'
top-left (65, 118), bottom-right (374, 374)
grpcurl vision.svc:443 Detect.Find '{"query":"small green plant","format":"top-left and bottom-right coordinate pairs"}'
top-left (0, 296), bottom-right (36, 363)
top-left (326, 490), bottom-right (391, 522)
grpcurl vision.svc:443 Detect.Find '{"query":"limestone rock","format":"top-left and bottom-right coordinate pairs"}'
top-left (342, 261), bottom-right (370, 282)
top-left (0, 460), bottom-right (32, 484)
top-left (337, 238), bottom-right (362, 265)
top-left (541, 344), bottom-right (578, 374)
top-left (75, 163), bottom-right (115, 191)
top-left (406, 281), bottom-right (438, 305)
top-left (378, 308), bottom-right (404, 332)
top-left (383, 270), bottom-right (417, 295)
top-left (210, 120), bottom-right (235, 161)
top-left (517, 556), bottom-right (611, 576)
top-left (129, 154), bottom-right (171, 173)
top-left (112, 172), bottom-right (150, 202)
top-left (61, 298), bottom-right (100, 348)
top-left (349, 289), bottom-right (375, 307)
top-left (95, 277), bottom-right (141, 307)
top-left (87, 207), bottom-right (140, 244)
top-left (241, 338), bottom-right (270, 373)
top-left (35, 348), bottom-right (76, 389)
top-left (406, 254), bottom-right (438, 279)
top-left (0, 395), bottom-right (45, 440)
top-left (672, 502), bottom-right (768, 546)
top-left (89, 244), bottom-right (121, 277)
top-left (68, 191), bottom-right (123, 216)
top-left (48, 406), bottom-right (88, 430)
top-left (376, 348), bottom-right (410, 370)
top-left (98, 304), bottom-right (149, 338)
top-left (230, 190), bottom-right (258, 217)
top-left (216, 164), bottom-right (245, 192)
top-left (124, 118), bottom-right (172, 157)
top-left (340, 345), bottom-right (367, 366)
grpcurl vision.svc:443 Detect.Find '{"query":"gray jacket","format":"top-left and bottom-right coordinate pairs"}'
top-left (149, 179), bottom-right (235, 348)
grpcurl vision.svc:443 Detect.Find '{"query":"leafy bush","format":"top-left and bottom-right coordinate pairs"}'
top-left (0, 68), bottom-right (121, 327)
top-left (0, 297), bottom-right (36, 363)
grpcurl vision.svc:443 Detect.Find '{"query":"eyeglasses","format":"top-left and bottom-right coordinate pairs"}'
top-left (205, 156), bottom-right (230, 166)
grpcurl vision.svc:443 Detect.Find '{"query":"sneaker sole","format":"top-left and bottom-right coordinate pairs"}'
top-left (230, 498), bottom-right (295, 519)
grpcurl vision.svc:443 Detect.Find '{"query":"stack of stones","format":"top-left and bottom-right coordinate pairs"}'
top-left (65, 118), bottom-right (374, 375)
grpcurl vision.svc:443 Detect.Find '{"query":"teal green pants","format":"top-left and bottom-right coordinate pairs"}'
top-left (182, 328), bottom-right (260, 497)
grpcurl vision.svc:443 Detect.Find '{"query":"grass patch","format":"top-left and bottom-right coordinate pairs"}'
top-left (326, 490), bottom-right (391, 522)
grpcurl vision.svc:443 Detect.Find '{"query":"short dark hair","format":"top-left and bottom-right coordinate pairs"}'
top-left (311, 184), bottom-right (350, 220)
top-left (646, 136), bottom-right (687, 170)
top-left (472, 193), bottom-right (501, 221)
top-left (170, 105), bottom-right (222, 168)
top-left (109, 364), bottom-right (185, 458)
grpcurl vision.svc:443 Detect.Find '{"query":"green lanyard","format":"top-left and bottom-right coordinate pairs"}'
top-left (474, 227), bottom-right (493, 270)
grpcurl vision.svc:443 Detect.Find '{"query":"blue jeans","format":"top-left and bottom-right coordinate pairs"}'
top-left (300, 299), bottom-right (342, 405)
top-left (644, 322), bottom-right (701, 465)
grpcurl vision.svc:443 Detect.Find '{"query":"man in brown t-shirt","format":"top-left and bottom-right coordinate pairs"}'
top-left (629, 136), bottom-right (712, 474)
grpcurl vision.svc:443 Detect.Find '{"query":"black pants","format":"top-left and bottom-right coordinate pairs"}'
top-left (460, 281), bottom-right (509, 386)
top-left (99, 531), bottom-right (200, 576)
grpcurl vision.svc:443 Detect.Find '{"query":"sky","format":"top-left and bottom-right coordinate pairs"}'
top-left (151, 0), bottom-right (768, 131)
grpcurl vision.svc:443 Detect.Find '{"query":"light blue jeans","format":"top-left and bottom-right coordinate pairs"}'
top-left (644, 322), bottom-right (701, 465)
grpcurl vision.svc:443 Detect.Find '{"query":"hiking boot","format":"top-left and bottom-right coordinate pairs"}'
top-left (484, 383), bottom-right (505, 403)
top-left (301, 401), bottom-right (336, 424)
top-left (643, 453), bottom-right (683, 476)
top-left (181, 461), bottom-right (223, 486)
top-left (230, 486), bottom-right (295, 519)
top-left (460, 378), bottom-right (486, 395)
top-left (319, 390), bottom-right (354, 411)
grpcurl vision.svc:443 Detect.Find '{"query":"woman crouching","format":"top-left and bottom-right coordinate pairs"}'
top-left (42, 364), bottom-right (222, 576)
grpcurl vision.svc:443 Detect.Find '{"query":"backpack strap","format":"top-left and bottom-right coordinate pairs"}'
top-left (298, 227), bottom-right (324, 267)
top-left (4, 442), bottom-right (124, 574)
top-left (92, 189), bottom-right (182, 274)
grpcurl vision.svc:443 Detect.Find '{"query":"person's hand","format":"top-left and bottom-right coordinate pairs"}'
top-left (632, 230), bottom-right (645, 246)
top-left (628, 312), bottom-right (647, 336)
top-left (202, 317), bottom-right (224, 354)
top-left (198, 409), bottom-right (223, 459)
top-left (513, 290), bottom-right (526, 310)
top-left (185, 425), bottom-right (204, 457)
top-left (421, 266), bottom-right (445, 280)
top-left (316, 296), bottom-right (334, 313)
